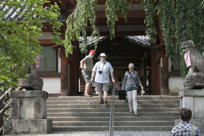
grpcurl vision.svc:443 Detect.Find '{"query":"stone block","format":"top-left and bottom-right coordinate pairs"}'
top-left (4, 90), bottom-right (52, 134)
top-left (179, 89), bottom-right (204, 118)
top-left (9, 90), bottom-right (48, 119)
top-left (4, 119), bottom-right (52, 134)
top-left (179, 89), bottom-right (204, 133)
top-left (184, 73), bottom-right (204, 89)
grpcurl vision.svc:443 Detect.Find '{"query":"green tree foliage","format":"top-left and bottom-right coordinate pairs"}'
top-left (64, 0), bottom-right (99, 56)
top-left (64, 0), bottom-right (128, 55)
top-left (105, 0), bottom-right (128, 38)
top-left (64, 0), bottom-right (204, 54)
top-left (143, 0), bottom-right (157, 44)
top-left (144, 0), bottom-right (204, 53)
top-left (144, 0), bottom-right (204, 75)
top-left (0, 0), bottom-right (62, 90)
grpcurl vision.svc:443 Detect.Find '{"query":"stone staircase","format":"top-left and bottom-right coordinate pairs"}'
top-left (47, 95), bottom-right (180, 132)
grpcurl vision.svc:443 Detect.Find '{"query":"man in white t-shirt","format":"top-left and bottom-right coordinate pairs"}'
top-left (91, 53), bottom-right (115, 105)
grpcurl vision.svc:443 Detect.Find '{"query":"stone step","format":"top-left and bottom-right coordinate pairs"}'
top-left (52, 121), bottom-right (174, 127)
top-left (114, 121), bottom-right (174, 126)
top-left (48, 112), bottom-right (179, 117)
top-left (53, 126), bottom-right (172, 131)
top-left (48, 96), bottom-right (179, 101)
top-left (47, 100), bottom-right (179, 105)
top-left (48, 116), bottom-right (178, 122)
top-left (47, 108), bottom-right (179, 112)
top-left (46, 95), bottom-right (180, 132)
top-left (53, 121), bottom-right (108, 127)
top-left (53, 121), bottom-right (109, 126)
top-left (47, 104), bottom-right (179, 109)
top-left (12, 131), bottom-right (170, 136)
top-left (114, 126), bottom-right (173, 131)
top-left (53, 126), bottom-right (108, 131)
top-left (114, 116), bottom-right (179, 121)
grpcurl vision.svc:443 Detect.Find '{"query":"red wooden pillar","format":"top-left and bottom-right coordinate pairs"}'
top-left (60, 42), bottom-right (80, 96)
top-left (60, 48), bottom-right (69, 96)
top-left (68, 42), bottom-right (80, 95)
top-left (159, 50), bottom-right (169, 95)
top-left (150, 47), bottom-right (169, 95)
top-left (150, 48), bottom-right (161, 95)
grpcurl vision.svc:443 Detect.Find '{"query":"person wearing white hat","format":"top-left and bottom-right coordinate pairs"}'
top-left (91, 53), bottom-right (115, 105)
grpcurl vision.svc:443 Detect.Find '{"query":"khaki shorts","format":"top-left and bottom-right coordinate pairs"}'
top-left (82, 71), bottom-right (91, 84)
top-left (95, 82), bottom-right (110, 92)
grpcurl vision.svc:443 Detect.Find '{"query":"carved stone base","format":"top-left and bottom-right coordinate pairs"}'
top-left (179, 89), bottom-right (204, 133)
top-left (4, 119), bottom-right (52, 134)
top-left (4, 90), bottom-right (52, 134)
top-left (184, 73), bottom-right (204, 89)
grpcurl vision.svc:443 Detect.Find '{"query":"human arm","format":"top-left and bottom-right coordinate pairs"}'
top-left (110, 72), bottom-right (115, 83)
top-left (109, 63), bottom-right (115, 83)
top-left (91, 62), bottom-right (98, 82)
top-left (136, 72), bottom-right (144, 90)
top-left (122, 72), bottom-right (127, 90)
top-left (91, 71), bottom-right (96, 82)
top-left (80, 57), bottom-right (88, 70)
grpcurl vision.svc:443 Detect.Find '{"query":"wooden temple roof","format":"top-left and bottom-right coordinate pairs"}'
top-left (52, 0), bottom-right (146, 36)
top-left (0, 0), bottom-right (146, 36)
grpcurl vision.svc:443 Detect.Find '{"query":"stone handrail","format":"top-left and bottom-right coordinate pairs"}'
top-left (0, 88), bottom-right (12, 134)
top-left (0, 88), bottom-right (11, 102)
top-left (109, 85), bottom-right (116, 136)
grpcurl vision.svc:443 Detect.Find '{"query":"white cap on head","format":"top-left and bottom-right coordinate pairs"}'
top-left (99, 53), bottom-right (107, 57)
top-left (128, 63), bottom-right (135, 68)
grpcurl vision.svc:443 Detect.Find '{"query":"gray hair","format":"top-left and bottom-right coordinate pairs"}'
top-left (128, 63), bottom-right (135, 68)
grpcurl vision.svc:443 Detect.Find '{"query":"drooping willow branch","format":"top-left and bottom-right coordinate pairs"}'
top-left (64, 0), bottom-right (99, 56)
top-left (64, 0), bottom-right (129, 55)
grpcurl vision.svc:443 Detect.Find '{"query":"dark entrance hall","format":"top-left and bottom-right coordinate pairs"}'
top-left (79, 36), bottom-right (151, 94)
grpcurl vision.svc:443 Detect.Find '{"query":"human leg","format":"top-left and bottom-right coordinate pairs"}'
top-left (102, 83), bottom-right (110, 105)
top-left (99, 91), bottom-right (104, 104)
top-left (84, 83), bottom-right (91, 96)
top-left (95, 83), bottom-right (103, 104)
top-left (132, 90), bottom-right (138, 115)
top-left (82, 71), bottom-right (92, 96)
top-left (103, 90), bottom-right (108, 104)
top-left (126, 91), bottom-right (133, 112)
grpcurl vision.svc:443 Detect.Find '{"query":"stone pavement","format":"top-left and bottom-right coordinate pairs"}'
top-left (5, 131), bottom-right (170, 136)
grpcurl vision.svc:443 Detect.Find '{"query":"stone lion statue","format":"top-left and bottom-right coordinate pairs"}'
top-left (181, 40), bottom-right (204, 89)
top-left (19, 66), bottom-right (43, 90)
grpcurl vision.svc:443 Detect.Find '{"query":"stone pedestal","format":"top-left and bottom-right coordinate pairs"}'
top-left (179, 89), bottom-right (204, 133)
top-left (4, 90), bottom-right (52, 134)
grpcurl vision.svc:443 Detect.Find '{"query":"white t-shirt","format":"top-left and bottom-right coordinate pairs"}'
top-left (92, 61), bottom-right (114, 83)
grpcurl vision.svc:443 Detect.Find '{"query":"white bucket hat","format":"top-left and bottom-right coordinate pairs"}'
top-left (99, 53), bottom-right (107, 57)
top-left (98, 53), bottom-right (107, 59)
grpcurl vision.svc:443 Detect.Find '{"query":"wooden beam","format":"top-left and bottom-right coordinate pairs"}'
top-left (96, 24), bottom-right (145, 32)
top-left (96, 11), bottom-right (145, 18)
top-left (39, 39), bottom-right (53, 45)
top-left (95, 4), bottom-right (144, 11)
top-left (96, 17), bottom-right (145, 25)
top-left (99, 31), bottom-right (145, 36)
top-left (97, 0), bottom-right (141, 4)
